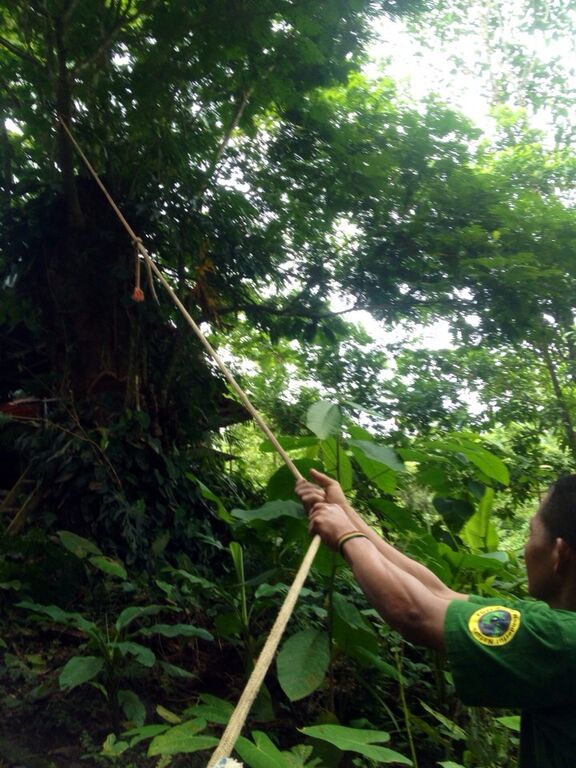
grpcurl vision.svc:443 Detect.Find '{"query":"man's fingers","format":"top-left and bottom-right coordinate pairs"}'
top-left (309, 468), bottom-right (336, 487)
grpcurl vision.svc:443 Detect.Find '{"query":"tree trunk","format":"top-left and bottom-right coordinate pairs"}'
top-left (53, 13), bottom-right (84, 229)
top-left (0, 107), bottom-right (13, 210)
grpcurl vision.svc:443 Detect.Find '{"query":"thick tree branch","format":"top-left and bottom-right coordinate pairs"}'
top-left (218, 301), bottom-right (361, 320)
top-left (72, 7), bottom-right (141, 75)
top-left (0, 35), bottom-right (44, 69)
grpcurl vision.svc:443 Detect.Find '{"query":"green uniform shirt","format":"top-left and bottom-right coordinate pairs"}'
top-left (444, 595), bottom-right (576, 768)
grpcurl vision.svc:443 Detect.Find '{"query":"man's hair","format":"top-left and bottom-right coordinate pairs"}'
top-left (540, 475), bottom-right (576, 548)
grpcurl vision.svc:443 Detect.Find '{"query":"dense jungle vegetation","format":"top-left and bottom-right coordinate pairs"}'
top-left (1, 0), bottom-right (576, 766)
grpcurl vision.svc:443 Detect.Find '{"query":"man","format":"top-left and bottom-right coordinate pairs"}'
top-left (295, 469), bottom-right (576, 768)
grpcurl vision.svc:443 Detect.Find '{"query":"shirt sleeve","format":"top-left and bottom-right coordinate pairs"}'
top-left (444, 597), bottom-right (576, 709)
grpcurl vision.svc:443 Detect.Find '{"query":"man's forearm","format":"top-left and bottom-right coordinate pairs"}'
top-left (340, 535), bottom-right (449, 651)
top-left (341, 502), bottom-right (465, 600)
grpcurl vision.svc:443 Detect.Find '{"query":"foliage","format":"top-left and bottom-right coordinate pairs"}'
top-left (16, 531), bottom-right (212, 733)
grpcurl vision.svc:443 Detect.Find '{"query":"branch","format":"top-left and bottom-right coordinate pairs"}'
top-left (218, 300), bottom-right (361, 321)
top-left (72, 1), bottom-right (142, 75)
top-left (63, 0), bottom-right (83, 25)
top-left (0, 35), bottom-right (44, 69)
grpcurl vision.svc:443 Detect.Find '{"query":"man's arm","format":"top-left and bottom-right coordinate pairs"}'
top-left (296, 469), bottom-right (467, 602)
top-left (307, 501), bottom-right (452, 651)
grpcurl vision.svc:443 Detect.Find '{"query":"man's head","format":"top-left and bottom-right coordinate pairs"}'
top-left (525, 475), bottom-right (576, 606)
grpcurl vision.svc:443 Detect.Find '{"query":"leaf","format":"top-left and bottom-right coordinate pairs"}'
top-left (102, 734), bottom-right (129, 756)
top-left (266, 459), bottom-right (322, 501)
top-left (300, 724), bottom-right (411, 764)
top-left (156, 705), bottom-right (182, 724)
top-left (88, 555), bottom-right (127, 580)
top-left (111, 641), bottom-right (156, 668)
top-left (419, 700), bottom-right (466, 740)
top-left (348, 440), bottom-right (405, 472)
top-left (259, 436), bottom-right (320, 452)
top-left (277, 629), bottom-right (330, 701)
top-left (158, 661), bottom-right (196, 680)
top-left (369, 500), bottom-right (425, 534)
top-left (306, 400), bottom-right (341, 439)
top-left (235, 732), bottom-right (290, 768)
top-left (438, 762), bottom-right (467, 768)
top-left (433, 497), bottom-right (475, 532)
top-left (137, 623), bottom-right (213, 641)
top-left (320, 438), bottom-right (354, 491)
top-left (147, 720), bottom-right (217, 756)
top-left (56, 530), bottom-right (102, 558)
top-left (349, 442), bottom-right (399, 494)
top-left (59, 656), bottom-right (104, 690)
top-left (186, 693), bottom-right (235, 725)
top-left (231, 500), bottom-right (304, 523)
top-left (115, 605), bottom-right (165, 633)
top-left (461, 487), bottom-right (499, 552)
top-left (118, 689), bottom-right (146, 727)
top-left (495, 715), bottom-right (521, 732)
top-left (17, 601), bottom-right (97, 634)
top-left (188, 474), bottom-right (232, 523)
top-left (332, 592), bottom-right (378, 658)
top-left (432, 439), bottom-right (509, 485)
top-left (123, 724), bottom-right (169, 747)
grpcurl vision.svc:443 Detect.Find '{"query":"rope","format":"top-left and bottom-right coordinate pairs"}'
top-left (58, 116), bottom-right (322, 765)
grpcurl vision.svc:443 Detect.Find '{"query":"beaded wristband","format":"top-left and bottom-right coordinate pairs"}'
top-left (337, 531), bottom-right (368, 555)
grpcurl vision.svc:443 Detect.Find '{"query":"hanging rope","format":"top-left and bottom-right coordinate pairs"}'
top-left (57, 116), bottom-right (322, 766)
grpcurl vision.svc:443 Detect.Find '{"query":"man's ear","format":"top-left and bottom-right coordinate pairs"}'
top-left (554, 538), bottom-right (575, 575)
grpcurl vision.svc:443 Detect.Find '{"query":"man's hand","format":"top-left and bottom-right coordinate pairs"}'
top-left (295, 468), bottom-right (349, 512)
top-left (308, 502), bottom-right (355, 550)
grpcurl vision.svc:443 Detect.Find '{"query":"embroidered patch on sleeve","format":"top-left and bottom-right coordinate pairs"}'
top-left (468, 605), bottom-right (521, 646)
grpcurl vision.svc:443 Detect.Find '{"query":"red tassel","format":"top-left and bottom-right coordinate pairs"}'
top-left (132, 287), bottom-right (145, 302)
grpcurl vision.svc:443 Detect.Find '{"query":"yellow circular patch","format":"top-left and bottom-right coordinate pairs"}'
top-left (468, 605), bottom-right (521, 647)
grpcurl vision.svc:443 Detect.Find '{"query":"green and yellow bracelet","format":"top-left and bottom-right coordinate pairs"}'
top-left (337, 530), bottom-right (368, 555)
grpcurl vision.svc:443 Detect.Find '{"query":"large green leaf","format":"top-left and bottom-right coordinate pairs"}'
top-left (300, 724), bottom-right (411, 764)
top-left (461, 487), bottom-right (499, 552)
top-left (439, 544), bottom-right (505, 574)
top-left (419, 700), bottom-right (466, 740)
top-left (59, 655), bottom-right (104, 690)
top-left (118, 689), bottom-right (146, 727)
top-left (332, 592), bottom-right (378, 658)
top-left (433, 497), bottom-right (475, 533)
top-left (17, 601), bottom-right (97, 634)
top-left (56, 530), bottom-right (102, 558)
top-left (186, 693), bottom-right (235, 726)
top-left (147, 719), bottom-right (217, 756)
top-left (111, 641), bottom-right (156, 667)
top-left (349, 440), bottom-right (405, 472)
top-left (496, 715), bottom-right (521, 732)
top-left (231, 500), bottom-right (304, 523)
top-left (137, 623), bottom-right (213, 641)
top-left (115, 605), bottom-right (165, 633)
top-left (122, 724), bottom-right (170, 748)
top-left (259, 436), bottom-right (320, 452)
top-left (88, 555), bottom-right (127, 580)
top-left (306, 400), bottom-right (341, 439)
top-left (266, 459), bottom-right (322, 501)
top-left (369, 500), bottom-right (425, 534)
top-left (431, 439), bottom-right (509, 485)
top-left (277, 629), bottom-right (330, 701)
top-left (349, 443), bottom-right (399, 494)
top-left (236, 731), bottom-right (290, 768)
top-left (187, 474), bottom-right (232, 523)
top-left (320, 437), bottom-right (354, 491)
top-left (158, 661), bottom-right (196, 680)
